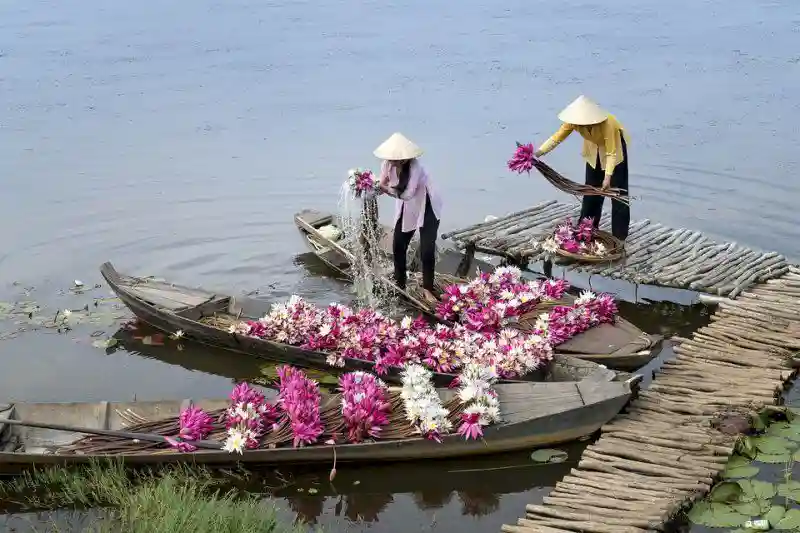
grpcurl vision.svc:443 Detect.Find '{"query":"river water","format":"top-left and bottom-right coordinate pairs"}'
top-left (0, 0), bottom-right (798, 530)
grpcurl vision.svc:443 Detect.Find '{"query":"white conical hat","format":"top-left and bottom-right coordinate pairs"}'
top-left (373, 132), bottom-right (423, 160)
top-left (557, 95), bottom-right (609, 126)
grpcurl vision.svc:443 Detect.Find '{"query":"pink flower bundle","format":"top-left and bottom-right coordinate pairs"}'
top-left (347, 168), bottom-right (380, 198)
top-left (507, 142), bottom-right (538, 174)
top-left (540, 217), bottom-right (609, 257)
top-left (435, 266), bottom-right (568, 331)
top-left (277, 365), bottom-right (324, 447)
top-left (223, 382), bottom-right (281, 452)
top-left (538, 291), bottom-right (618, 346)
top-left (339, 371), bottom-right (391, 443)
top-left (166, 405), bottom-right (215, 452)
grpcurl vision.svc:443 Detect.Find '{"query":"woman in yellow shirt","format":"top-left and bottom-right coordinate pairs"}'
top-left (535, 95), bottom-right (630, 241)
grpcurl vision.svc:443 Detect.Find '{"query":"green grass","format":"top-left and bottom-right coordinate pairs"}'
top-left (0, 460), bottom-right (309, 533)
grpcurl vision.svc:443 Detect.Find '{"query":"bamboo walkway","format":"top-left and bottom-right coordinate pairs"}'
top-left (501, 266), bottom-right (800, 533)
top-left (442, 200), bottom-right (791, 299)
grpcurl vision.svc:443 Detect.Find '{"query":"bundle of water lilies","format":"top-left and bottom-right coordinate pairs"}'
top-left (434, 266), bottom-right (618, 347)
top-left (346, 167), bottom-right (380, 198)
top-left (536, 217), bottom-right (624, 262)
top-left (241, 294), bottom-right (553, 379)
top-left (507, 142), bottom-right (630, 205)
top-left (63, 364), bottom-right (502, 455)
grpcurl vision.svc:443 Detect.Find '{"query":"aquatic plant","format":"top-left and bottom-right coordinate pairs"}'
top-left (241, 295), bottom-right (555, 379)
top-left (538, 217), bottom-right (609, 257)
top-left (165, 406), bottom-right (215, 452)
top-left (507, 142), bottom-right (537, 174)
top-left (277, 365), bottom-right (324, 447)
top-left (0, 460), bottom-right (305, 533)
top-left (223, 382), bottom-right (280, 453)
top-left (686, 407), bottom-right (800, 530)
top-left (455, 363), bottom-right (501, 440)
top-left (346, 167), bottom-right (380, 198)
top-left (339, 371), bottom-right (391, 443)
top-left (400, 364), bottom-right (452, 442)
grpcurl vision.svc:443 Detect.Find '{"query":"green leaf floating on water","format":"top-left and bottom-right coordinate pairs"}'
top-left (709, 481), bottom-right (743, 503)
top-left (92, 338), bottom-right (119, 349)
top-left (765, 504), bottom-right (786, 525)
top-left (687, 501), bottom-right (749, 528)
top-left (751, 435), bottom-right (796, 455)
top-left (723, 456), bottom-right (760, 479)
top-left (777, 481), bottom-right (800, 502)
top-left (756, 452), bottom-right (793, 464)
top-left (774, 508), bottom-right (800, 529)
top-left (530, 449), bottom-right (568, 464)
top-left (766, 420), bottom-right (800, 442)
top-left (738, 479), bottom-right (776, 501)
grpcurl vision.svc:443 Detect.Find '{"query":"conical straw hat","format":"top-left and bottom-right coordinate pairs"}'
top-left (373, 132), bottom-right (424, 160)
top-left (557, 95), bottom-right (609, 126)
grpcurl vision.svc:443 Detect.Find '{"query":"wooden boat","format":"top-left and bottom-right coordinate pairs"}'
top-left (0, 375), bottom-right (636, 473)
top-left (100, 262), bottom-right (639, 387)
top-left (294, 209), bottom-right (662, 371)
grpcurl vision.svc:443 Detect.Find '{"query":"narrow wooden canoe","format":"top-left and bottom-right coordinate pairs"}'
top-left (0, 377), bottom-right (635, 473)
top-left (294, 209), bottom-right (662, 371)
top-left (100, 262), bottom-right (640, 387)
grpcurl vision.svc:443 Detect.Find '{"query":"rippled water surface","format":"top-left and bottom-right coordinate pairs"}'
top-left (0, 0), bottom-right (798, 530)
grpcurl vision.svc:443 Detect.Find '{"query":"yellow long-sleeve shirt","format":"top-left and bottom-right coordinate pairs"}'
top-left (538, 114), bottom-right (628, 176)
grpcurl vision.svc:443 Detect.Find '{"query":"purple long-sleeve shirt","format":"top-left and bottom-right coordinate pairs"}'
top-left (380, 160), bottom-right (442, 233)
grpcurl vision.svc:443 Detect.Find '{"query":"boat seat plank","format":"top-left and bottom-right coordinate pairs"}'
top-left (227, 297), bottom-right (272, 320)
top-left (577, 380), bottom-right (627, 406)
top-left (296, 209), bottom-right (335, 228)
top-left (126, 286), bottom-right (215, 311)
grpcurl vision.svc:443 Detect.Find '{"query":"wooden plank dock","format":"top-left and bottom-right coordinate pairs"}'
top-left (441, 200), bottom-right (791, 299)
top-left (500, 266), bottom-right (800, 532)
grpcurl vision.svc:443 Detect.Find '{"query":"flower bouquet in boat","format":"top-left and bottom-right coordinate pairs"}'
top-left (6, 358), bottom-right (633, 470)
top-left (507, 142), bottom-right (630, 204)
top-left (60, 363), bottom-right (503, 456)
top-left (536, 217), bottom-right (624, 263)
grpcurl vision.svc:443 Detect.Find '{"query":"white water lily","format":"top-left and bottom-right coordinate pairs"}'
top-left (541, 237), bottom-right (559, 254)
top-left (575, 290), bottom-right (597, 306)
top-left (401, 316), bottom-right (413, 329)
top-left (223, 428), bottom-right (246, 454)
top-left (171, 330), bottom-right (184, 340)
top-left (62, 309), bottom-right (72, 317)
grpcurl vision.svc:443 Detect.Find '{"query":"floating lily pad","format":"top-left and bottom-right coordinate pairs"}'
top-left (530, 449), bottom-right (568, 464)
top-left (765, 422), bottom-right (800, 442)
top-left (91, 338), bottom-right (119, 349)
top-left (751, 435), bottom-right (795, 455)
top-left (765, 504), bottom-right (787, 525)
top-left (774, 508), bottom-right (800, 529)
top-left (777, 481), bottom-right (800, 502)
top-left (687, 501), bottom-right (749, 528)
top-left (723, 456), bottom-right (760, 479)
top-left (709, 481), bottom-right (743, 503)
top-left (755, 451), bottom-right (792, 464)
top-left (738, 479), bottom-right (776, 501)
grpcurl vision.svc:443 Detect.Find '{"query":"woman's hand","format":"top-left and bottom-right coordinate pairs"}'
top-left (602, 175), bottom-right (612, 190)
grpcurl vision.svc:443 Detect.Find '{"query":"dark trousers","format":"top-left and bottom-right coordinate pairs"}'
top-left (393, 195), bottom-right (439, 291)
top-left (580, 136), bottom-right (630, 240)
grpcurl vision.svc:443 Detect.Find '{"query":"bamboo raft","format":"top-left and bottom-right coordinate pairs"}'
top-left (501, 265), bottom-right (800, 533)
top-left (442, 200), bottom-right (790, 299)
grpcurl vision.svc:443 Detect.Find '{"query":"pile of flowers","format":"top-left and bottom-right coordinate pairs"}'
top-left (222, 382), bottom-right (281, 454)
top-left (507, 142), bottom-right (538, 174)
top-left (347, 167), bottom-right (380, 198)
top-left (456, 364), bottom-right (501, 440)
top-left (240, 296), bottom-right (553, 379)
top-left (532, 290), bottom-right (618, 347)
top-left (165, 406), bottom-right (215, 452)
top-left (339, 371), bottom-right (391, 443)
top-left (435, 266), bottom-right (568, 331)
top-left (539, 217), bottom-right (608, 257)
top-left (401, 364), bottom-right (453, 442)
top-left (277, 365), bottom-right (325, 447)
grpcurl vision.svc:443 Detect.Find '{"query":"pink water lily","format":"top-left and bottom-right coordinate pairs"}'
top-left (167, 405), bottom-right (215, 452)
top-left (277, 365), bottom-right (324, 447)
top-left (507, 142), bottom-right (538, 174)
top-left (339, 371), bottom-right (391, 443)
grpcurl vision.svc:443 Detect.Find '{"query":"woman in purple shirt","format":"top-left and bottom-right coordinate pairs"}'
top-left (374, 133), bottom-right (443, 304)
